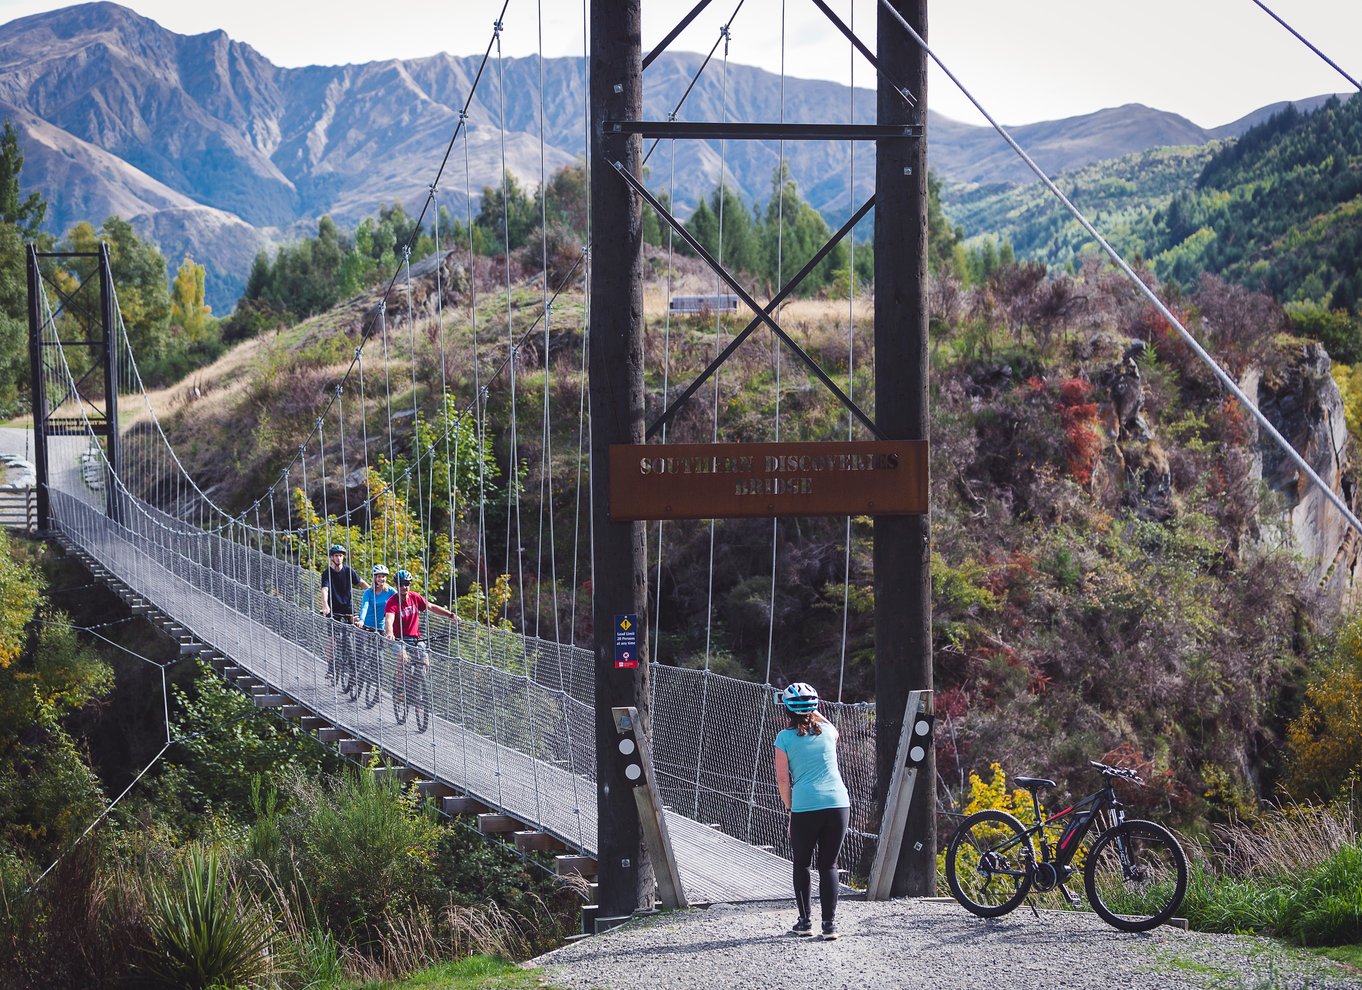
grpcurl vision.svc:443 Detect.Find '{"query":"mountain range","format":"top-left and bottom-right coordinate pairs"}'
top-left (0, 2), bottom-right (1338, 309)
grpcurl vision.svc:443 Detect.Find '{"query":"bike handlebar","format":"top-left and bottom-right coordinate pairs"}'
top-left (1089, 760), bottom-right (1144, 785)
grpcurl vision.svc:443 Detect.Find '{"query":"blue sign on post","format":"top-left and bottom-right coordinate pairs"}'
top-left (614, 613), bottom-right (639, 669)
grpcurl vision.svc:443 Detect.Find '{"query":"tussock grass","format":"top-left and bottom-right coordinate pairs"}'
top-left (1183, 804), bottom-right (1362, 946)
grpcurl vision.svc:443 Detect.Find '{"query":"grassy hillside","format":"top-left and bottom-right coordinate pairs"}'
top-left (942, 93), bottom-right (1362, 326)
top-left (144, 236), bottom-right (1360, 821)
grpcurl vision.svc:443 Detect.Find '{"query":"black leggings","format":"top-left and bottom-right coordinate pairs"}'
top-left (790, 806), bottom-right (850, 923)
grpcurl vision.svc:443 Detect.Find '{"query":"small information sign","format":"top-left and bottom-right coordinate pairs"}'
top-left (614, 613), bottom-right (639, 669)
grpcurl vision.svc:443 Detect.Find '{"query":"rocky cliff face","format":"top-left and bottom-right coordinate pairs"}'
top-left (1243, 342), bottom-right (1360, 607)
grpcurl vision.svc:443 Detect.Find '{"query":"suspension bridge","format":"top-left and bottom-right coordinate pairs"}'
top-left (13, 0), bottom-right (1360, 936)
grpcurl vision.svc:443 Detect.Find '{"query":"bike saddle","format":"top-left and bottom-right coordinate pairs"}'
top-left (1013, 776), bottom-right (1055, 791)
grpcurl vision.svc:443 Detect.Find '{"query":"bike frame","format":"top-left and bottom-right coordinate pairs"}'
top-left (1026, 779), bottom-right (1124, 871)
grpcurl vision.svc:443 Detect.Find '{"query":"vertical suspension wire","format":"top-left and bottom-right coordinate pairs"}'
top-left (836, 0), bottom-right (858, 705)
top-left (651, 134), bottom-right (681, 665)
top-left (748, 0), bottom-right (790, 845)
top-left (493, 19), bottom-right (527, 632)
top-left (458, 111), bottom-right (490, 629)
top-left (534, 0), bottom-right (558, 646)
top-left (401, 246), bottom-right (424, 583)
top-left (693, 15), bottom-right (738, 819)
top-left (574, 0), bottom-right (596, 667)
top-left (763, 0), bottom-right (790, 688)
top-left (428, 185), bottom-right (457, 621)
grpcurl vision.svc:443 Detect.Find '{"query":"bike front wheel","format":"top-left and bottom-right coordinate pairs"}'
top-left (412, 666), bottom-right (431, 733)
top-left (946, 810), bottom-right (1035, 917)
top-left (1083, 819), bottom-right (1187, 932)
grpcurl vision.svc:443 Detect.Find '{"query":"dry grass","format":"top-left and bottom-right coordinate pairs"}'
top-left (1214, 802), bottom-right (1359, 877)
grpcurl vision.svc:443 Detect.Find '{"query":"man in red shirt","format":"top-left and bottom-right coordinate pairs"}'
top-left (384, 569), bottom-right (456, 693)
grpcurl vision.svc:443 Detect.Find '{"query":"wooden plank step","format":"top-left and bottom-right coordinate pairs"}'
top-left (513, 831), bottom-right (565, 853)
top-left (300, 716), bottom-right (328, 732)
top-left (253, 693), bottom-right (285, 707)
top-left (415, 780), bottom-right (452, 799)
top-left (372, 766), bottom-right (417, 783)
top-left (337, 739), bottom-right (372, 755)
top-left (555, 855), bottom-right (598, 878)
top-left (317, 728), bottom-right (350, 744)
top-left (281, 705), bottom-right (307, 718)
top-left (442, 796), bottom-right (490, 816)
top-left (477, 813), bottom-right (522, 834)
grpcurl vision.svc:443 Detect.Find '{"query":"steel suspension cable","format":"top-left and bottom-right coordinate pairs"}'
top-left (877, 0), bottom-right (1362, 538)
top-left (1250, 0), bottom-right (1361, 93)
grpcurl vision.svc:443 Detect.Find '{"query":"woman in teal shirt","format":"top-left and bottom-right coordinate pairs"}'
top-left (773, 682), bottom-right (850, 940)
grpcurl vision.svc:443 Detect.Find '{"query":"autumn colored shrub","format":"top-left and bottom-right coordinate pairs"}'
top-left (1286, 662), bottom-right (1362, 801)
top-left (1056, 377), bottom-right (1102, 486)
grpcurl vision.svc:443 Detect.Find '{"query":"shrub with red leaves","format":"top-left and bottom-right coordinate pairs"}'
top-left (1056, 377), bottom-right (1102, 486)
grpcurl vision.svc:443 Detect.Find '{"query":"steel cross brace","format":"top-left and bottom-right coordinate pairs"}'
top-left (610, 161), bottom-right (884, 441)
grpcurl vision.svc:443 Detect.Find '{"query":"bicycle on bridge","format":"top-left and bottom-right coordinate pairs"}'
top-left (945, 760), bottom-right (1188, 932)
top-left (389, 636), bottom-right (432, 733)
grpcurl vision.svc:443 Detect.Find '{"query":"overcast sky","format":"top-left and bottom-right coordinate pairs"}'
top-left (2, 0), bottom-right (1358, 129)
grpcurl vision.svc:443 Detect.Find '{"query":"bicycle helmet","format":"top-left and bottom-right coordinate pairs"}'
top-left (395, 569), bottom-right (414, 585)
top-left (777, 682), bottom-right (819, 714)
top-left (372, 564), bottom-right (389, 576)
top-left (328, 544), bottom-right (347, 555)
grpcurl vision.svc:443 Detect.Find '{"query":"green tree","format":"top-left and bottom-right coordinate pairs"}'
top-left (763, 163), bottom-right (846, 295)
top-left (169, 256), bottom-right (211, 343)
top-left (0, 121), bottom-right (45, 237)
top-left (0, 119), bottom-right (50, 416)
top-left (476, 175), bottom-right (536, 253)
top-left (927, 171), bottom-right (965, 278)
top-left (0, 533), bottom-right (112, 860)
top-left (58, 218), bottom-right (172, 379)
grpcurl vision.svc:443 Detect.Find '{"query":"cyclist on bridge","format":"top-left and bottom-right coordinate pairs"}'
top-left (773, 681), bottom-right (850, 941)
top-left (358, 564), bottom-right (395, 633)
top-left (383, 569), bottom-right (456, 693)
top-left (319, 544), bottom-right (367, 682)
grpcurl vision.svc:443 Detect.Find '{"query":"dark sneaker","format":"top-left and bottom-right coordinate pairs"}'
top-left (790, 916), bottom-right (814, 936)
top-left (821, 921), bottom-right (840, 941)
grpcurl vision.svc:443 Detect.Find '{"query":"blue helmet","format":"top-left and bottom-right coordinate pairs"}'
top-left (777, 682), bottom-right (819, 714)
top-left (395, 569), bottom-right (414, 585)
top-left (328, 544), bottom-right (347, 555)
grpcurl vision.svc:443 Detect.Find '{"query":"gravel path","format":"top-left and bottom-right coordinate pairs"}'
top-left (531, 899), bottom-right (1362, 990)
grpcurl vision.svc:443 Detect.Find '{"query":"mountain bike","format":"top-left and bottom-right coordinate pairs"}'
top-left (945, 760), bottom-right (1188, 932)
top-left (325, 612), bottom-right (357, 697)
top-left (355, 631), bottom-right (383, 708)
top-left (391, 637), bottom-right (431, 733)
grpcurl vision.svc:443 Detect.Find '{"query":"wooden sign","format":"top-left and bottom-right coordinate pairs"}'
top-left (608, 440), bottom-right (928, 521)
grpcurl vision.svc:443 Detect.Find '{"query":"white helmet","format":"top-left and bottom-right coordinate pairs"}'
top-left (777, 682), bottom-right (819, 714)
top-left (372, 564), bottom-right (389, 575)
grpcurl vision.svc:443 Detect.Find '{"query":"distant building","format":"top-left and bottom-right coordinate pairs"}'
top-left (669, 294), bottom-right (740, 315)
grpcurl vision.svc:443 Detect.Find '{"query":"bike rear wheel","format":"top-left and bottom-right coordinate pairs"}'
top-left (1083, 819), bottom-right (1187, 932)
top-left (412, 665), bottom-right (431, 733)
top-left (360, 654), bottom-right (382, 708)
top-left (946, 810), bottom-right (1035, 917)
top-left (337, 646), bottom-right (356, 698)
top-left (392, 675), bottom-right (409, 724)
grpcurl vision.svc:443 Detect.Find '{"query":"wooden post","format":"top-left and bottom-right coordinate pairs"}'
top-left (866, 690), bottom-right (932, 899)
top-left (589, 0), bottom-right (653, 921)
top-left (611, 706), bottom-right (687, 909)
top-left (874, 0), bottom-right (934, 897)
